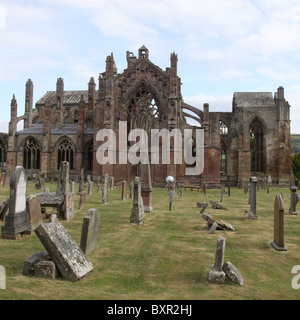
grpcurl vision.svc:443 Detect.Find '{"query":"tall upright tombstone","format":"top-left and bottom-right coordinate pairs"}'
top-left (56, 161), bottom-right (70, 196)
top-left (248, 176), bottom-right (258, 219)
top-left (271, 194), bottom-right (287, 251)
top-left (121, 180), bottom-right (127, 201)
top-left (289, 186), bottom-right (297, 215)
top-left (139, 163), bottom-right (153, 212)
top-left (130, 177), bottom-right (144, 225)
top-left (78, 168), bottom-right (85, 194)
top-left (102, 173), bottom-right (109, 204)
top-left (1, 166), bottom-right (31, 239)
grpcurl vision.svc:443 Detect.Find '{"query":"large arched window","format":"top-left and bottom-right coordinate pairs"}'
top-left (23, 138), bottom-right (41, 170)
top-left (57, 138), bottom-right (74, 170)
top-left (250, 120), bottom-right (264, 172)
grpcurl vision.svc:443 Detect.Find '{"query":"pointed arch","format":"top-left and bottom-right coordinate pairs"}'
top-left (21, 136), bottom-right (41, 170)
top-left (249, 116), bottom-right (266, 173)
top-left (54, 136), bottom-right (75, 170)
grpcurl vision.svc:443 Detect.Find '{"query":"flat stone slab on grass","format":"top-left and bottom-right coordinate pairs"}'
top-left (35, 222), bottom-right (93, 282)
top-left (202, 213), bottom-right (235, 231)
top-left (209, 200), bottom-right (228, 210)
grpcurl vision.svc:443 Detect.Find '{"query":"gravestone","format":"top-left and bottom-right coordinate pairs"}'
top-left (35, 222), bottom-right (93, 282)
top-left (271, 194), bottom-right (287, 251)
top-left (248, 176), bottom-right (258, 219)
top-left (27, 194), bottom-right (43, 231)
top-left (129, 180), bottom-right (134, 199)
top-left (87, 175), bottom-right (91, 185)
top-left (227, 185), bottom-right (231, 197)
top-left (207, 237), bottom-right (226, 284)
top-left (22, 251), bottom-right (50, 276)
top-left (289, 186), bottom-right (297, 215)
top-left (79, 192), bottom-right (86, 210)
top-left (121, 180), bottom-right (127, 201)
top-left (1, 166), bottom-right (31, 239)
top-left (267, 175), bottom-right (272, 185)
top-left (35, 260), bottom-right (59, 279)
top-left (102, 174), bottom-right (109, 204)
top-left (71, 181), bottom-right (75, 194)
top-left (78, 168), bottom-right (85, 194)
top-left (63, 193), bottom-right (74, 220)
top-left (110, 176), bottom-right (114, 190)
top-left (80, 208), bottom-right (100, 255)
top-left (202, 182), bottom-right (207, 195)
top-left (130, 177), bottom-right (144, 225)
top-left (97, 183), bottom-right (101, 193)
top-left (56, 161), bottom-right (70, 196)
top-left (262, 177), bottom-right (267, 190)
top-left (88, 181), bottom-right (93, 195)
top-left (209, 200), bottom-right (228, 210)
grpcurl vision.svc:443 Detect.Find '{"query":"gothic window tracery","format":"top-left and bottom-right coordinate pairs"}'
top-left (57, 138), bottom-right (74, 170)
top-left (23, 138), bottom-right (41, 170)
top-left (250, 120), bottom-right (264, 173)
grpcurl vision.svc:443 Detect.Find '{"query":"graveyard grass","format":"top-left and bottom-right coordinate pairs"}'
top-left (1, 182), bottom-right (300, 300)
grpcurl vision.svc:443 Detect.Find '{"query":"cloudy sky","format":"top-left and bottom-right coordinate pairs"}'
top-left (1, 0), bottom-right (300, 132)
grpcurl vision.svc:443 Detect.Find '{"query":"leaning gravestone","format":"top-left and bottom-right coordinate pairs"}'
top-left (63, 192), bottom-right (74, 220)
top-left (130, 177), bottom-right (144, 225)
top-left (271, 194), bottom-right (287, 251)
top-left (1, 166), bottom-right (31, 239)
top-left (35, 222), bottom-right (93, 281)
top-left (27, 194), bottom-right (43, 231)
top-left (78, 168), bottom-right (85, 194)
top-left (80, 208), bottom-right (100, 255)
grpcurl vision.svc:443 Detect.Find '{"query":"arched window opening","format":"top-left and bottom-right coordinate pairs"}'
top-left (0, 140), bottom-right (7, 171)
top-left (220, 142), bottom-right (227, 175)
top-left (127, 86), bottom-right (159, 146)
top-left (87, 140), bottom-right (93, 171)
top-left (57, 139), bottom-right (74, 170)
top-left (23, 138), bottom-right (41, 170)
top-left (250, 121), bottom-right (264, 172)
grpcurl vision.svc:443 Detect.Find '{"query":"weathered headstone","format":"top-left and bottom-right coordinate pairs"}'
top-left (271, 194), bottom-right (287, 251)
top-left (209, 200), bottom-right (228, 210)
top-left (129, 180), bottom-right (134, 199)
top-left (102, 174), bottom-right (109, 204)
top-left (110, 176), bottom-right (114, 190)
top-left (71, 181), bottom-right (75, 195)
top-left (78, 168), bottom-right (85, 194)
top-left (223, 261), bottom-right (244, 285)
top-left (202, 213), bottom-right (235, 231)
top-left (227, 185), bottom-right (231, 197)
top-left (87, 174), bottom-right (91, 185)
top-left (130, 177), bottom-right (144, 225)
top-left (202, 182), bottom-right (207, 195)
top-left (207, 237), bottom-right (226, 284)
top-left (1, 166), bottom-right (31, 239)
top-left (34, 222), bottom-right (93, 282)
top-left (267, 175), bottom-right (272, 185)
top-left (248, 176), bottom-right (258, 219)
top-left (121, 180), bottom-right (127, 201)
top-left (56, 161), bottom-right (70, 196)
top-left (79, 192), bottom-right (86, 210)
top-left (63, 192), bottom-right (74, 220)
top-left (27, 194), bottom-right (43, 230)
top-left (35, 260), bottom-right (59, 279)
top-left (88, 181), bottom-right (93, 195)
top-left (22, 251), bottom-right (50, 276)
top-left (289, 186), bottom-right (297, 215)
top-left (80, 208), bottom-right (100, 255)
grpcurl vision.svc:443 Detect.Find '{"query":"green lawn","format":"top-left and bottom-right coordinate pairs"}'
top-left (1, 182), bottom-right (300, 300)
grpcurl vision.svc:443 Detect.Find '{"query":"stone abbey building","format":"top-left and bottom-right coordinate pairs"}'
top-left (5, 46), bottom-right (292, 186)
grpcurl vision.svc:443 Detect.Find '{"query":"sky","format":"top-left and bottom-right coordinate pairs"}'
top-left (0, 0), bottom-right (300, 133)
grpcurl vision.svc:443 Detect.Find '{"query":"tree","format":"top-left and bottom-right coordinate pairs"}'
top-left (291, 151), bottom-right (300, 185)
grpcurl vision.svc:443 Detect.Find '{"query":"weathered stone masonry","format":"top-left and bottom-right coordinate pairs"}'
top-left (6, 46), bottom-right (292, 187)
